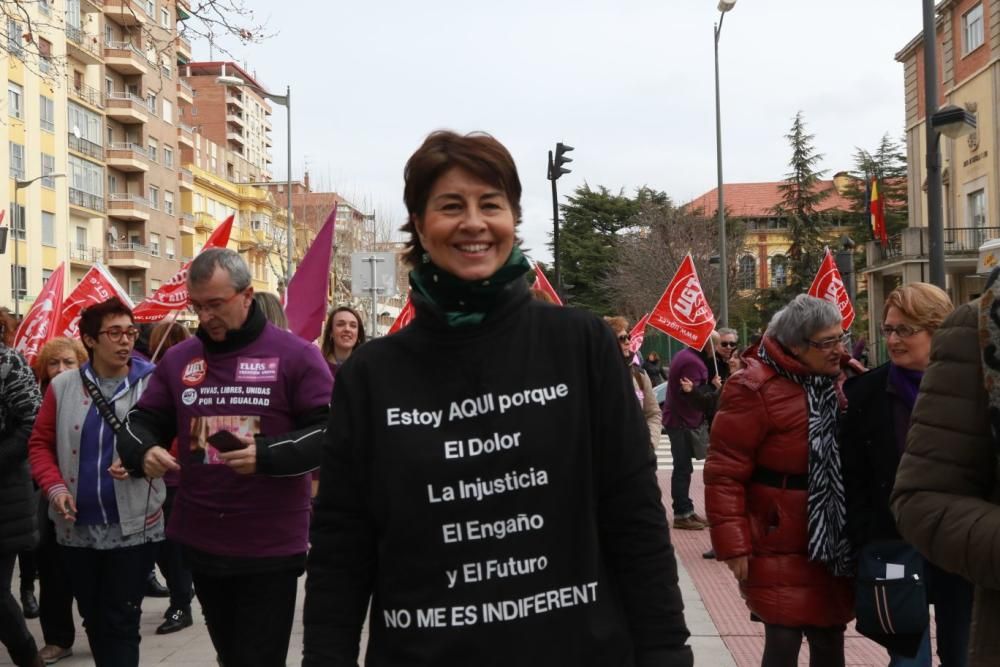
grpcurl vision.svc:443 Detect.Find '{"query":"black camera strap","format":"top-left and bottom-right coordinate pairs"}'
top-left (79, 368), bottom-right (124, 436)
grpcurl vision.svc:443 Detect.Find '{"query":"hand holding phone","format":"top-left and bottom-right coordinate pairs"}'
top-left (207, 429), bottom-right (249, 453)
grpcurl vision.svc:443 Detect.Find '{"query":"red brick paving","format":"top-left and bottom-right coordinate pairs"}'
top-left (657, 470), bottom-right (911, 666)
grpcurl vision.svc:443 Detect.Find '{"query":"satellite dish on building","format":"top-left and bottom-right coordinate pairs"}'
top-left (72, 125), bottom-right (81, 140)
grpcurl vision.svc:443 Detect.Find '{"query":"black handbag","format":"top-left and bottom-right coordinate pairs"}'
top-left (689, 423), bottom-right (709, 460)
top-left (854, 540), bottom-right (928, 657)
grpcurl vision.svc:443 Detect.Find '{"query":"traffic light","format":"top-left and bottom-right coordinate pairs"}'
top-left (547, 142), bottom-right (574, 181)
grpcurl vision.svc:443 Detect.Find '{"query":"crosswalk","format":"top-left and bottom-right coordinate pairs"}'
top-left (655, 433), bottom-right (706, 471)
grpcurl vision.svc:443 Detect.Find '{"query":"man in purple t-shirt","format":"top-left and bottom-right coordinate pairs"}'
top-left (118, 249), bottom-right (333, 667)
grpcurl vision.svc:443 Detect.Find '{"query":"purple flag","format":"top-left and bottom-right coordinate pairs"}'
top-left (286, 204), bottom-right (336, 341)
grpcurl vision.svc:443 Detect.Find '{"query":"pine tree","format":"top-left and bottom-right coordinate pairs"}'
top-left (774, 111), bottom-right (829, 295)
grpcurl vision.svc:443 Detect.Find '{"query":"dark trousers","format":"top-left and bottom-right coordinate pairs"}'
top-left (36, 517), bottom-right (74, 648)
top-left (0, 554), bottom-right (39, 667)
top-left (665, 427), bottom-right (695, 516)
top-left (762, 624), bottom-right (845, 667)
top-left (15, 552), bottom-right (35, 594)
top-left (155, 488), bottom-right (192, 613)
top-left (193, 568), bottom-right (299, 667)
top-left (61, 542), bottom-right (156, 667)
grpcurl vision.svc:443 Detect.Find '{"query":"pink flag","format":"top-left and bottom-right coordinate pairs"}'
top-left (286, 206), bottom-right (336, 341)
top-left (531, 264), bottom-right (562, 305)
top-left (56, 264), bottom-right (133, 339)
top-left (133, 215), bottom-right (234, 322)
top-left (12, 262), bottom-right (65, 366)
top-left (388, 297), bottom-right (415, 334)
top-left (628, 312), bottom-right (649, 355)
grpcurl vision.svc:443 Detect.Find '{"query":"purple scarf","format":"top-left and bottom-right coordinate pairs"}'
top-left (887, 363), bottom-right (924, 413)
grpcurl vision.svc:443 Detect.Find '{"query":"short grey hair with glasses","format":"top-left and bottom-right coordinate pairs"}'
top-left (188, 248), bottom-right (253, 292)
top-left (766, 294), bottom-right (842, 350)
top-left (718, 327), bottom-right (738, 339)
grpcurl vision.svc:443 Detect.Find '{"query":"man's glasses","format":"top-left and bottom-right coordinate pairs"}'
top-left (804, 333), bottom-right (851, 351)
top-left (98, 327), bottom-right (140, 343)
top-left (881, 324), bottom-right (924, 339)
top-left (720, 341), bottom-right (738, 348)
top-left (617, 333), bottom-right (631, 343)
top-left (187, 290), bottom-right (245, 316)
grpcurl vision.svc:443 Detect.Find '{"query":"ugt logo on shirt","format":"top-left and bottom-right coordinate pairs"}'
top-left (236, 357), bottom-right (279, 382)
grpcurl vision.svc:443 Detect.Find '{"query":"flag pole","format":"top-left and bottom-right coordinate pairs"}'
top-left (149, 310), bottom-right (180, 364)
top-left (709, 337), bottom-right (719, 377)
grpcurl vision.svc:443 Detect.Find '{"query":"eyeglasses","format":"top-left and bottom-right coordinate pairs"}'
top-left (720, 341), bottom-right (738, 348)
top-left (187, 290), bottom-right (245, 316)
top-left (881, 324), bottom-right (924, 339)
top-left (617, 333), bottom-right (631, 343)
top-left (804, 333), bottom-right (850, 351)
top-left (98, 327), bottom-right (140, 343)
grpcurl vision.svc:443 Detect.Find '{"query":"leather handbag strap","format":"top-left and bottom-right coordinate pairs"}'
top-left (78, 369), bottom-right (124, 436)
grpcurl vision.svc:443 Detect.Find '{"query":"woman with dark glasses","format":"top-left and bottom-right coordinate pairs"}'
top-left (605, 316), bottom-right (661, 451)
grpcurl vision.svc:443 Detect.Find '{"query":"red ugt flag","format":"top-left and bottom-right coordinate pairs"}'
top-left (133, 214), bottom-right (235, 322)
top-left (808, 248), bottom-right (855, 330)
top-left (531, 264), bottom-right (562, 305)
top-left (628, 312), bottom-right (649, 355)
top-left (12, 262), bottom-right (65, 366)
top-left (648, 254), bottom-right (716, 350)
top-left (56, 264), bottom-right (134, 339)
top-left (286, 205), bottom-right (336, 341)
top-left (387, 297), bottom-right (415, 334)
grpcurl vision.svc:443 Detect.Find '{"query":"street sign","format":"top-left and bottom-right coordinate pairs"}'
top-left (350, 252), bottom-right (398, 297)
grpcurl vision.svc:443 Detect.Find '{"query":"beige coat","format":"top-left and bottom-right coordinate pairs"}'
top-left (891, 302), bottom-right (996, 666)
top-left (632, 369), bottom-right (661, 450)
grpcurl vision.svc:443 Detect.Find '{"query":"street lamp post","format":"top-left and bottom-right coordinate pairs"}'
top-left (13, 173), bottom-right (66, 316)
top-left (922, 0), bottom-right (976, 289)
top-left (216, 68), bottom-right (293, 287)
top-left (714, 0), bottom-right (737, 327)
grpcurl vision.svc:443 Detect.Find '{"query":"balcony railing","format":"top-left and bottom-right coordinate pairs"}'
top-left (865, 226), bottom-right (1000, 268)
top-left (68, 132), bottom-right (103, 160)
top-left (67, 79), bottom-right (105, 109)
top-left (66, 25), bottom-right (103, 59)
top-left (69, 244), bottom-right (101, 263)
top-left (178, 79), bottom-right (193, 97)
top-left (68, 188), bottom-right (105, 212)
top-left (106, 142), bottom-right (149, 158)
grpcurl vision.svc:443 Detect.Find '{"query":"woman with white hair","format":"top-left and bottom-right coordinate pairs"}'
top-left (705, 294), bottom-right (854, 667)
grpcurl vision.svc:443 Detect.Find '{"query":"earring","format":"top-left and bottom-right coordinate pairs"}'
top-left (421, 252), bottom-right (430, 264)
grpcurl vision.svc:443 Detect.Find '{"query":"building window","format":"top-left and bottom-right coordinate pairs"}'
top-left (146, 92), bottom-right (157, 114)
top-left (163, 146), bottom-right (173, 167)
top-left (69, 102), bottom-right (103, 145)
top-left (128, 277), bottom-right (144, 301)
top-left (149, 232), bottom-right (160, 256)
top-left (148, 185), bottom-right (159, 209)
top-left (38, 37), bottom-right (52, 73)
top-left (40, 95), bottom-right (55, 132)
top-left (41, 154), bottom-right (56, 188)
top-left (737, 255), bottom-right (757, 290)
top-left (164, 191), bottom-right (174, 215)
top-left (7, 82), bottom-right (23, 119)
top-left (165, 237), bottom-right (175, 260)
top-left (10, 265), bottom-right (26, 301)
top-left (42, 268), bottom-right (52, 284)
top-left (7, 19), bottom-right (23, 59)
top-left (144, 0), bottom-right (154, 16)
top-left (10, 203), bottom-right (25, 240)
top-left (770, 255), bottom-right (788, 289)
top-left (147, 137), bottom-right (158, 162)
top-left (41, 211), bottom-right (55, 246)
top-left (162, 99), bottom-right (173, 124)
top-left (161, 7), bottom-right (169, 26)
top-left (9, 141), bottom-right (24, 179)
top-left (965, 4), bottom-right (985, 55)
top-left (969, 188), bottom-right (986, 228)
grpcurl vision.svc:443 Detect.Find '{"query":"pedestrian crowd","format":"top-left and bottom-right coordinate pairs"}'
top-left (0, 129), bottom-right (995, 667)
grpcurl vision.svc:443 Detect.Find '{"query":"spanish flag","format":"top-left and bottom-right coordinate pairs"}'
top-left (870, 179), bottom-right (889, 247)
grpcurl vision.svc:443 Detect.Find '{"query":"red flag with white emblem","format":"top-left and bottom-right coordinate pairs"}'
top-left (12, 262), bottom-right (65, 366)
top-left (808, 247), bottom-right (855, 329)
top-left (648, 254), bottom-right (716, 350)
top-left (55, 264), bottom-right (134, 339)
top-left (387, 297), bottom-right (415, 334)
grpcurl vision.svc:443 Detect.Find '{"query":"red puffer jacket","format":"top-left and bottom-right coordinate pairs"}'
top-left (705, 337), bottom-right (854, 628)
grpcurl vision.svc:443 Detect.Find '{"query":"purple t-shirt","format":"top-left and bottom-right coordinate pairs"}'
top-left (661, 347), bottom-right (709, 429)
top-left (135, 323), bottom-right (333, 558)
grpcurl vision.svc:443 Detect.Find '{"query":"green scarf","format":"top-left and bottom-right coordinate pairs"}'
top-left (409, 246), bottom-right (532, 327)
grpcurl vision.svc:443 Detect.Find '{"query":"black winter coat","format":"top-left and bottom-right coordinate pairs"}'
top-left (0, 345), bottom-right (42, 555)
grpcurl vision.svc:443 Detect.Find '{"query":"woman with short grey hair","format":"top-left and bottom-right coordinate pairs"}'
top-left (705, 295), bottom-right (854, 667)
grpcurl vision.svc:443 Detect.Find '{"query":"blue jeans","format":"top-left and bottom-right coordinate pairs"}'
top-left (887, 562), bottom-right (972, 667)
top-left (664, 427), bottom-right (695, 517)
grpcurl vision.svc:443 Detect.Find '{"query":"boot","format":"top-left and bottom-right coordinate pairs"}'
top-left (20, 588), bottom-right (39, 619)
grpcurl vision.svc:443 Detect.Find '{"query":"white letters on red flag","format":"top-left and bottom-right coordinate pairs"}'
top-left (56, 264), bottom-right (134, 339)
top-left (648, 254), bottom-right (717, 350)
top-left (133, 215), bottom-right (235, 322)
top-left (12, 262), bottom-right (65, 365)
top-left (531, 264), bottom-right (562, 305)
top-left (628, 312), bottom-right (649, 354)
top-left (808, 248), bottom-right (855, 329)
top-left (387, 297), bottom-right (415, 334)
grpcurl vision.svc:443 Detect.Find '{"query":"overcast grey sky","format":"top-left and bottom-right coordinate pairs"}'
top-left (200, 0), bottom-right (923, 262)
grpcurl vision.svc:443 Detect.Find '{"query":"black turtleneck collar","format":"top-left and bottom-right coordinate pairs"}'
top-left (195, 299), bottom-right (267, 354)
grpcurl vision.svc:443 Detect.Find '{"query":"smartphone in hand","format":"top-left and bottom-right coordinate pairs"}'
top-left (206, 429), bottom-right (248, 453)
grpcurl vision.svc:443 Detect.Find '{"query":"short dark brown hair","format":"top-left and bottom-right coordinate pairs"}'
top-left (401, 130), bottom-right (522, 267)
top-left (79, 297), bottom-right (133, 356)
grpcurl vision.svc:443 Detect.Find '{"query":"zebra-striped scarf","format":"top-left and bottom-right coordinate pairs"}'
top-left (759, 340), bottom-right (853, 577)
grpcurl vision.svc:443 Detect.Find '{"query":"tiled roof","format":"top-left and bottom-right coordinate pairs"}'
top-left (685, 180), bottom-right (855, 219)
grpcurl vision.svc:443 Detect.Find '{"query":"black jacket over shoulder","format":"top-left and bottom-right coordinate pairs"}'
top-left (303, 283), bottom-right (693, 667)
top-left (840, 364), bottom-right (902, 547)
top-left (0, 345), bottom-right (42, 555)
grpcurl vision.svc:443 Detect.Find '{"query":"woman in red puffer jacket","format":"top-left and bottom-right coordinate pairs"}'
top-left (706, 295), bottom-right (854, 667)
